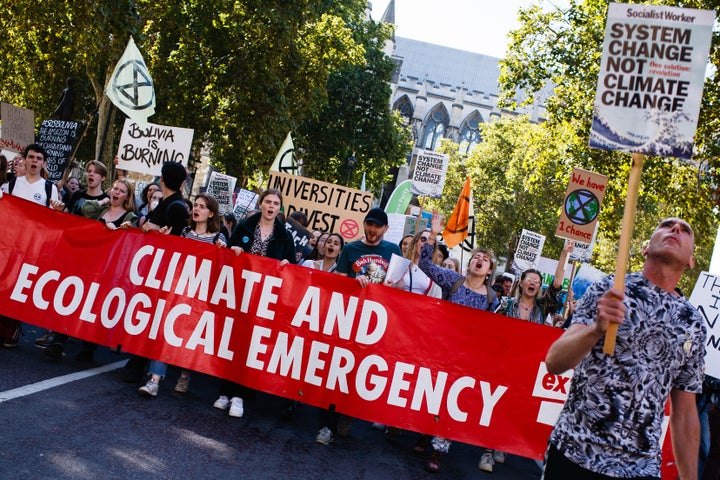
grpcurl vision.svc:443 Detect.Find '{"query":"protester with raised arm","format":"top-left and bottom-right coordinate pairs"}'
top-left (496, 240), bottom-right (573, 325)
top-left (419, 210), bottom-right (498, 473)
top-left (544, 218), bottom-right (705, 480)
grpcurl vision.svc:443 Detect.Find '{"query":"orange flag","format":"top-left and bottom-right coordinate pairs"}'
top-left (442, 176), bottom-right (471, 249)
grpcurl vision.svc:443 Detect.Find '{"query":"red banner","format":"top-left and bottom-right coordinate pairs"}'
top-left (0, 195), bottom-right (678, 474)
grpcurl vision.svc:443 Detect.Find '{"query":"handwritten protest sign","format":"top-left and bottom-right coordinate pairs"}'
top-left (589, 3), bottom-right (715, 159)
top-left (37, 120), bottom-right (82, 181)
top-left (116, 119), bottom-right (193, 177)
top-left (410, 148), bottom-right (450, 198)
top-left (1, 103), bottom-right (34, 153)
top-left (689, 271), bottom-right (720, 379)
top-left (233, 189), bottom-right (258, 219)
top-left (556, 168), bottom-right (608, 244)
top-left (268, 171), bottom-right (373, 241)
top-left (205, 170), bottom-right (237, 215)
top-left (511, 229), bottom-right (545, 275)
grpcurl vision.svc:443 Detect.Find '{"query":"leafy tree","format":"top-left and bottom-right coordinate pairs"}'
top-left (1, 0), bottom-right (410, 191)
top-left (0, 1), bottom-right (142, 173)
top-left (426, 118), bottom-right (578, 265)
top-left (495, 0), bottom-right (719, 292)
top-left (296, 18), bottom-right (413, 195)
top-left (140, 0), bottom-right (369, 183)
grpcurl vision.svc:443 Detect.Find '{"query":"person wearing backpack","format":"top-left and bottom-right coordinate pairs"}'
top-left (141, 161), bottom-right (189, 236)
top-left (0, 144), bottom-right (63, 348)
top-left (1, 144), bottom-right (62, 209)
top-left (120, 161), bottom-right (190, 383)
top-left (419, 210), bottom-right (499, 474)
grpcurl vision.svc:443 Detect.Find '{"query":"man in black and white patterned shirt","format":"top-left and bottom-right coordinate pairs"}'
top-left (544, 218), bottom-right (706, 480)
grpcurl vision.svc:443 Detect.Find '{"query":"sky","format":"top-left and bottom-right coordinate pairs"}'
top-left (370, 0), bottom-right (568, 58)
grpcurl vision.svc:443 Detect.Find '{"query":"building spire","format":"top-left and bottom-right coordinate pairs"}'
top-left (381, 0), bottom-right (395, 24)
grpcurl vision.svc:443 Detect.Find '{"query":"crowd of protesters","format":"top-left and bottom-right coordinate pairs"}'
top-left (1, 146), bottom-right (716, 479)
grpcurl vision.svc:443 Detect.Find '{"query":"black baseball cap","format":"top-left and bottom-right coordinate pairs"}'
top-left (364, 208), bottom-right (388, 227)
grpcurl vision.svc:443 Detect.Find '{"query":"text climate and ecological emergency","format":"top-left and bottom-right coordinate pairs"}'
top-left (7, 243), bottom-right (508, 430)
top-left (0, 195), bottom-right (569, 458)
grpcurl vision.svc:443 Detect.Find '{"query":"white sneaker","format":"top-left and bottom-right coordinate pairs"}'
top-left (228, 397), bottom-right (244, 418)
top-left (371, 422), bottom-right (386, 430)
top-left (315, 427), bottom-right (334, 445)
top-left (493, 450), bottom-right (506, 464)
top-left (139, 379), bottom-right (159, 397)
top-left (478, 451), bottom-right (494, 472)
top-left (213, 395), bottom-right (230, 410)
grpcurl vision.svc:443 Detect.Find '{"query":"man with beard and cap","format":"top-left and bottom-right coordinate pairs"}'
top-left (325, 208), bottom-right (402, 439)
top-left (544, 218), bottom-right (705, 480)
top-left (336, 207), bottom-right (402, 286)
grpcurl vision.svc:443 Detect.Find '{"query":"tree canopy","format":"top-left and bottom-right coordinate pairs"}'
top-left (0, 0), bottom-right (409, 193)
top-left (427, 0), bottom-right (719, 293)
top-left (296, 19), bottom-right (412, 194)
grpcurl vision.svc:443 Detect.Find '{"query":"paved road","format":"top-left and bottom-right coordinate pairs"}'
top-left (1, 326), bottom-right (542, 480)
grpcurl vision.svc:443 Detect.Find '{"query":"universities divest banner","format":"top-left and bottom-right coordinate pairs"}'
top-left (267, 171), bottom-right (372, 242)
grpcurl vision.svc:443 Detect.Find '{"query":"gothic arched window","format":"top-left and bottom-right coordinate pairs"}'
top-left (458, 113), bottom-right (482, 154)
top-left (393, 96), bottom-right (413, 125)
top-left (422, 107), bottom-right (447, 150)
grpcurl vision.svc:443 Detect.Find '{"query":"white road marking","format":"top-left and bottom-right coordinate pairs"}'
top-left (0, 360), bottom-right (127, 403)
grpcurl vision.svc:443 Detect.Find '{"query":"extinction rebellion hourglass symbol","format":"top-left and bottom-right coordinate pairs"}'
top-left (564, 189), bottom-right (600, 226)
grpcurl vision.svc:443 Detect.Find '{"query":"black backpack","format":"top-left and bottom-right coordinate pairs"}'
top-left (8, 176), bottom-right (54, 206)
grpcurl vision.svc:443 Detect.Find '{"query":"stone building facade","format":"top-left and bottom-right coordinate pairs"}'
top-left (378, 1), bottom-right (547, 157)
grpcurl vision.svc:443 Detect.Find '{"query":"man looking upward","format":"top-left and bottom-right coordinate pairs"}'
top-left (544, 218), bottom-right (705, 480)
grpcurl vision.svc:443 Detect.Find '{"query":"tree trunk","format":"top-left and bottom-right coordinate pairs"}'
top-left (89, 71), bottom-right (117, 182)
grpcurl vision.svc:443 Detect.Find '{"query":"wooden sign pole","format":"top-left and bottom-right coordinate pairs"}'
top-left (603, 152), bottom-right (644, 354)
top-left (563, 260), bottom-right (577, 321)
top-left (415, 196), bottom-right (426, 236)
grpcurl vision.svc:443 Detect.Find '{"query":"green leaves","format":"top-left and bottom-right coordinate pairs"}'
top-left (492, 0), bottom-right (720, 292)
top-left (1, 0), bottom-right (408, 191)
